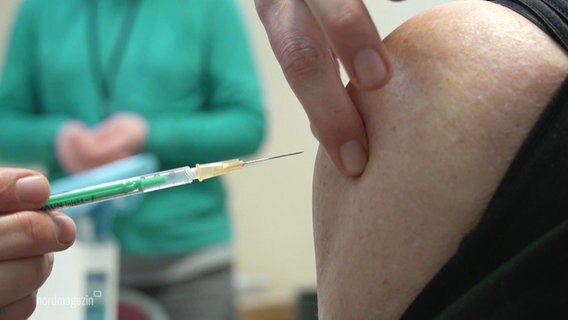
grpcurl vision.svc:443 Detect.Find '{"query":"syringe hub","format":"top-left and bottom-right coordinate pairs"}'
top-left (195, 159), bottom-right (245, 182)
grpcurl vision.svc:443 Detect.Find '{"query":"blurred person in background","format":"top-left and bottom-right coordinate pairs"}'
top-left (0, 0), bottom-right (265, 319)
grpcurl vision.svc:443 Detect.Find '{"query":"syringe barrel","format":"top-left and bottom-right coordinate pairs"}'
top-left (139, 167), bottom-right (197, 192)
top-left (42, 167), bottom-right (197, 211)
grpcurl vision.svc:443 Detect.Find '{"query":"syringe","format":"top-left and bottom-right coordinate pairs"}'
top-left (41, 152), bottom-right (302, 211)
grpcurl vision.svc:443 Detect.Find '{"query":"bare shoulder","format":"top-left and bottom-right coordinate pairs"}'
top-left (312, 1), bottom-right (567, 319)
top-left (384, 0), bottom-right (568, 110)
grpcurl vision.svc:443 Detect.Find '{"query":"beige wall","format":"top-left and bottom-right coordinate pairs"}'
top-left (0, 0), bottom-right (452, 304)
top-left (0, 0), bottom-right (18, 69)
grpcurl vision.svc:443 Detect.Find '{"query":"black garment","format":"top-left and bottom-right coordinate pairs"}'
top-left (403, 1), bottom-right (568, 319)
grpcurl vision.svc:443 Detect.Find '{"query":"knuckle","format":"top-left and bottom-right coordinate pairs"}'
top-left (38, 254), bottom-right (54, 285)
top-left (0, 186), bottom-right (12, 207)
top-left (255, 0), bottom-right (283, 21)
top-left (278, 34), bottom-right (323, 79)
top-left (27, 255), bottom-right (53, 291)
top-left (0, 170), bottom-right (20, 204)
top-left (326, 5), bottom-right (366, 35)
top-left (254, 0), bottom-right (271, 19)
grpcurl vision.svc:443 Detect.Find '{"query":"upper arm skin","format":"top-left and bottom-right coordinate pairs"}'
top-left (312, 1), bottom-right (568, 319)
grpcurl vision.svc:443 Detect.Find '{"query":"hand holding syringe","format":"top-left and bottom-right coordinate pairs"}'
top-left (42, 152), bottom-right (302, 211)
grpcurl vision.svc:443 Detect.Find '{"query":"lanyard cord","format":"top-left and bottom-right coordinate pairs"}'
top-left (87, 0), bottom-right (140, 118)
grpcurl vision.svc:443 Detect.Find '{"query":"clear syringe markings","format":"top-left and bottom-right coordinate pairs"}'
top-left (41, 152), bottom-right (302, 211)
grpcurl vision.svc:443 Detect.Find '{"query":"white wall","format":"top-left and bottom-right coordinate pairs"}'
top-left (0, 0), bottom-right (453, 305)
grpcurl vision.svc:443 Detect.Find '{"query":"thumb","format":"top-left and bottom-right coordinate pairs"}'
top-left (0, 169), bottom-right (50, 214)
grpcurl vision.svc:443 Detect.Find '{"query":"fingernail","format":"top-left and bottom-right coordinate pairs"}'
top-left (15, 176), bottom-right (49, 204)
top-left (354, 49), bottom-right (387, 88)
top-left (340, 140), bottom-right (368, 176)
top-left (53, 215), bottom-right (76, 245)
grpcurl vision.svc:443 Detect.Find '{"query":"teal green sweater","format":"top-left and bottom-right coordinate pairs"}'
top-left (0, 0), bottom-right (265, 254)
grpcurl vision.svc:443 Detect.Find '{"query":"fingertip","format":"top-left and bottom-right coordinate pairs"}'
top-left (50, 213), bottom-right (76, 247)
top-left (15, 175), bottom-right (50, 206)
top-left (339, 140), bottom-right (368, 176)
